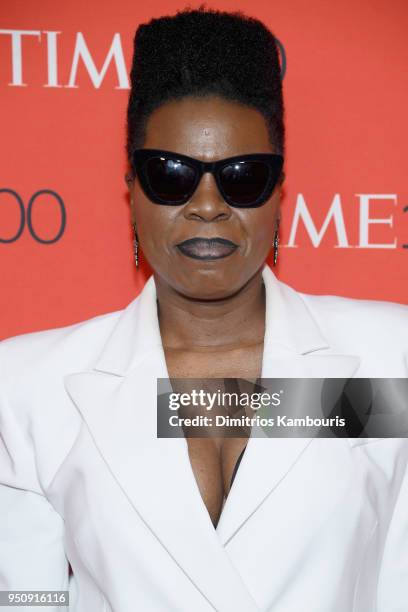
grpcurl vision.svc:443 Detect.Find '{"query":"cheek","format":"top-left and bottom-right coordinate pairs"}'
top-left (133, 193), bottom-right (174, 250)
top-left (241, 197), bottom-right (279, 245)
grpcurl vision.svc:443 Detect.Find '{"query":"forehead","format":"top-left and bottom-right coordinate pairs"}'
top-left (142, 95), bottom-right (273, 160)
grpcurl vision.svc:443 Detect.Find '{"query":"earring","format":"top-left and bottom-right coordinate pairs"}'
top-left (273, 219), bottom-right (280, 267)
top-left (132, 222), bottom-right (139, 269)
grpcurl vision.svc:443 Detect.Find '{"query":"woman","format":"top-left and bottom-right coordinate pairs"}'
top-left (0, 7), bottom-right (407, 612)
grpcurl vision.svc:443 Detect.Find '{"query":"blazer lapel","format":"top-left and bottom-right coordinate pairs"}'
top-left (216, 266), bottom-right (362, 545)
top-left (215, 350), bottom-right (361, 545)
top-left (64, 275), bottom-right (260, 612)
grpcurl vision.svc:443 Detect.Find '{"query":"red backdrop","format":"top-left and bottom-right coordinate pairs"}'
top-left (1, 0), bottom-right (407, 340)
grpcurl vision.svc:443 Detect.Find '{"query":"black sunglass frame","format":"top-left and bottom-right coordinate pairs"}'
top-left (131, 148), bottom-right (284, 208)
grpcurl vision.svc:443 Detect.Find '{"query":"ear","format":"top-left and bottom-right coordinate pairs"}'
top-left (125, 171), bottom-right (134, 187)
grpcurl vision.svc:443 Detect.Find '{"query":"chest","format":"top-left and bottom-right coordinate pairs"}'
top-left (163, 343), bottom-right (264, 526)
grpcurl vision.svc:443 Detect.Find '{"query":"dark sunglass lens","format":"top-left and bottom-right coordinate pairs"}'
top-left (145, 157), bottom-right (196, 202)
top-left (220, 161), bottom-right (271, 205)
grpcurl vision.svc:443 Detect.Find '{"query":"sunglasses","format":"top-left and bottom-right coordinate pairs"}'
top-left (131, 148), bottom-right (284, 208)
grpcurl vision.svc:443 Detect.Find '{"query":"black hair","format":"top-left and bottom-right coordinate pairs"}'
top-left (126, 5), bottom-right (285, 163)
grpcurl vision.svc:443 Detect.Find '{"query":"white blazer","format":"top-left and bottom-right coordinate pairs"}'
top-left (0, 263), bottom-right (408, 612)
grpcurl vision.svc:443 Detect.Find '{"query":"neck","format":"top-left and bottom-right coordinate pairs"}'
top-left (155, 267), bottom-right (266, 351)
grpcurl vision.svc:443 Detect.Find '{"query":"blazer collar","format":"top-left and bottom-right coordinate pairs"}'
top-left (92, 263), bottom-right (331, 377)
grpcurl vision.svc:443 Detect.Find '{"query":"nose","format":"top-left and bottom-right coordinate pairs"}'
top-left (183, 172), bottom-right (232, 222)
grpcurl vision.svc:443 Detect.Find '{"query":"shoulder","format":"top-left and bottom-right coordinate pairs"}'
top-left (0, 304), bottom-right (126, 444)
top-left (0, 304), bottom-right (131, 490)
top-left (297, 289), bottom-right (408, 352)
top-left (299, 289), bottom-right (408, 320)
top-left (0, 305), bottom-right (125, 384)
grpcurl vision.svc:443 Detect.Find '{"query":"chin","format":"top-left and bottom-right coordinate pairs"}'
top-left (177, 274), bottom-right (246, 300)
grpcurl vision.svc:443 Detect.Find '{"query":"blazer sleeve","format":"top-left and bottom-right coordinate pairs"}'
top-left (0, 375), bottom-right (69, 611)
top-left (376, 455), bottom-right (408, 610)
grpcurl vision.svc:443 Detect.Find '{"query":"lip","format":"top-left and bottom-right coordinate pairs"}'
top-left (175, 237), bottom-right (239, 260)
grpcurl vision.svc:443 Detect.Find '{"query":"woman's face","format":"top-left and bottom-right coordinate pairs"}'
top-left (128, 95), bottom-right (282, 299)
